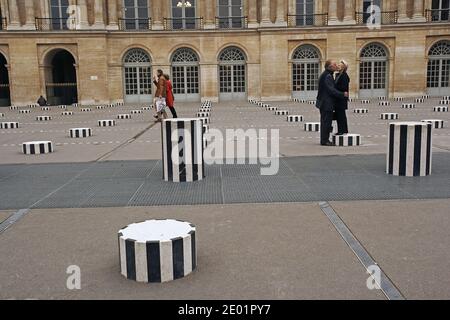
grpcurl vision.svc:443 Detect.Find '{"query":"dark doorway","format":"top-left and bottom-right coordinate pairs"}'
top-left (0, 53), bottom-right (10, 107)
top-left (46, 50), bottom-right (78, 105)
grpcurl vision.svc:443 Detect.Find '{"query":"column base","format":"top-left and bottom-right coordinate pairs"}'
top-left (152, 22), bottom-right (164, 30)
top-left (203, 23), bottom-right (216, 30)
top-left (106, 24), bottom-right (119, 30)
top-left (21, 23), bottom-right (37, 30)
top-left (397, 16), bottom-right (412, 23)
top-left (411, 15), bottom-right (427, 22)
top-left (248, 21), bottom-right (260, 28)
top-left (273, 20), bottom-right (287, 27)
top-left (342, 18), bottom-right (356, 25)
top-left (91, 23), bottom-right (105, 30)
top-left (260, 20), bottom-right (275, 27)
top-left (7, 23), bottom-right (22, 31)
top-left (327, 18), bottom-right (342, 25)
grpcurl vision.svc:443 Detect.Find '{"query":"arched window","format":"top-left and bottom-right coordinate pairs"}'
top-left (359, 43), bottom-right (388, 98)
top-left (171, 48), bottom-right (200, 102)
top-left (218, 47), bottom-right (247, 101)
top-left (123, 48), bottom-right (152, 104)
top-left (292, 45), bottom-right (321, 100)
top-left (427, 40), bottom-right (450, 96)
top-left (0, 53), bottom-right (10, 106)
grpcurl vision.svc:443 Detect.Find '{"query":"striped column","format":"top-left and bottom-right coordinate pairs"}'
top-left (118, 220), bottom-right (197, 283)
top-left (70, 128), bottom-right (92, 138)
top-left (287, 115), bottom-right (304, 122)
top-left (387, 122), bottom-right (433, 177)
top-left (333, 134), bottom-right (362, 147)
top-left (162, 119), bottom-right (204, 183)
top-left (0, 122), bottom-right (19, 129)
top-left (22, 141), bottom-right (54, 155)
top-left (422, 120), bottom-right (444, 129)
top-left (275, 110), bottom-right (289, 116)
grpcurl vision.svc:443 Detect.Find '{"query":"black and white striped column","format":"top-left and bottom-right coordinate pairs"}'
top-left (394, 97), bottom-right (404, 102)
top-left (118, 219), bottom-right (197, 283)
top-left (118, 114), bottom-right (132, 120)
top-left (81, 108), bottom-right (92, 112)
top-left (197, 112), bottom-right (210, 118)
top-left (402, 103), bottom-right (416, 109)
top-left (62, 111), bottom-right (74, 116)
top-left (415, 98), bottom-right (424, 103)
top-left (360, 100), bottom-right (371, 104)
top-left (422, 119), bottom-right (444, 129)
top-left (162, 118), bottom-right (204, 183)
top-left (41, 107), bottom-right (50, 111)
top-left (98, 120), bottom-right (116, 127)
top-left (379, 101), bottom-right (390, 106)
top-left (304, 122), bottom-right (320, 132)
top-left (434, 106), bottom-right (448, 112)
top-left (70, 128), bottom-right (92, 138)
top-left (440, 100), bottom-right (450, 105)
top-left (381, 113), bottom-right (399, 120)
top-left (36, 116), bottom-right (52, 121)
top-left (287, 115), bottom-right (304, 122)
top-left (354, 109), bottom-right (369, 114)
top-left (19, 109), bottom-right (31, 114)
top-left (275, 110), bottom-right (289, 116)
top-left (131, 110), bottom-right (143, 114)
top-left (333, 134), bottom-right (362, 147)
top-left (22, 141), bottom-right (54, 155)
top-left (0, 122), bottom-right (19, 129)
top-left (0, 113), bottom-right (4, 118)
top-left (387, 122), bottom-right (433, 177)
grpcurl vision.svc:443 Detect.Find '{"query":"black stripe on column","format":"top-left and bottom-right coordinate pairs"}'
top-left (48, 143), bottom-right (52, 153)
top-left (30, 144), bottom-right (35, 155)
top-left (22, 144), bottom-right (26, 154)
top-left (125, 239), bottom-right (136, 281)
top-left (191, 120), bottom-right (198, 181)
top-left (413, 125), bottom-right (422, 176)
top-left (146, 241), bottom-right (161, 283)
top-left (399, 125), bottom-right (408, 176)
top-left (189, 231), bottom-right (196, 271)
top-left (178, 121), bottom-right (187, 182)
top-left (172, 237), bottom-right (185, 280)
top-left (348, 136), bottom-right (353, 147)
top-left (165, 121), bottom-right (173, 180)
top-left (388, 124), bottom-right (395, 175)
top-left (426, 123), bottom-right (432, 175)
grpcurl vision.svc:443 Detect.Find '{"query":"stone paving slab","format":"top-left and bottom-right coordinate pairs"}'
top-left (0, 203), bottom-right (384, 300)
top-left (330, 199), bottom-right (450, 300)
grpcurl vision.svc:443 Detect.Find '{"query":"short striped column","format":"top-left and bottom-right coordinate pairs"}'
top-left (41, 107), bottom-right (51, 111)
top-left (62, 111), bottom-right (74, 116)
top-left (22, 141), bottom-right (53, 155)
top-left (442, 96), bottom-right (450, 100)
top-left (333, 134), bottom-right (361, 147)
top-left (197, 117), bottom-right (210, 125)
top-left (378, 96), bottom-right (387, 101)
top-left (36, 116), bottom-right (52, 121)
top-left (308, 101), bottom-right (316, 105)
top-left (394, 97), bottom-right (404, 102)
top-left (275, 110), bottom-right (289, 116)
top-left (81, 108), bottom-right (92, 112)
top-left (287, 115), bottom-right (304, 122)
top-left (354, 108), bottom-right (369, 114)
top-left (387, 122), bottom-right (432, 177)
top-left (0, 122), bottom-right (19, 129)
top-left (402, 103), bottom-right (416, 109)
top-left (304, 122), bottom-right (320, 132)
top-left (266, 106), bottom-right (277, 111)
top-left (98, 120), bottom-right (116, 127)
top-left (70, 128), bottom-right (92, 138)
top-left (415, 98), bottom-right (425, 103)
top-left (0, 113), bottom-right (4, 118)
top-left (422, 119), bottom-right (444, 129)
top-left (96, 106), bottom-right (106, 110)
top-left (198, 108), bottom-right (210, 113)
top-left (360, 100), bottom-right (371, 104)
top-left (131, 110), bottom-right (143, 114)
top-left (28, 104), bottom-right (39, 108)
top-left (162, 118), bottom-right (204, 183)
top-left (10, 106), bottom-right (19, 110)
top-left (58, 105), bottom-right (68, 109)
top-left (439, 100), bottom-right (450, 105)
top-left (381, 113), bottom-right (399, 120)
top-left (117, 114), bottom-right (131, 120)
top-left (434, 106), bottom-right (448, 112)
top-left (379, 101), bottom-right (390, 106)
top-left (203, 124), bottom-right (209, 134)
top-left (197, 112), bottom-right (210, 118)
top-left (422, 95), bottom-right (430, 99)
top-left (19, 109), bottom-right (31, 114)
top-left (118, 219), bottom-right (197, 283)
top-left (142, 106), bottom-right (152, 111)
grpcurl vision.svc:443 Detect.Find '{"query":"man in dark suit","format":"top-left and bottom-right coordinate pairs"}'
top-left (316, 60), bottom-right (348, 146)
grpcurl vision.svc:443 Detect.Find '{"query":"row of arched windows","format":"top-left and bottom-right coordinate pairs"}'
top-left (0, 41), bottom-right (449, 106)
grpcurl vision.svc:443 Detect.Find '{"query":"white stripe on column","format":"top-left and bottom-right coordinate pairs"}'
top-left (162, 122), bottom-right (169, 181)
top-left (159, 240), bottom-right (174, 283)
top-left (393, 126), bottom-right (401, 176)
top-left (406, 125), bottom-right (415, 177)
top-left (185, 121), bottom-right (193, 182)
top-left (119, 237), bottom-right (127, 278)
top-left (183, 234), bottom-right (193, 276)
top-left (420, 124), bottom-right (428, 177)
top-left (134, 241), bottom-right (148, 282)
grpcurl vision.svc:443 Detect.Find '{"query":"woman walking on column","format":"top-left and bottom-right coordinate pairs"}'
top-left (334, 60), bottom-right (350, 135)
top-left (165, 74), bottom-right (178, 118)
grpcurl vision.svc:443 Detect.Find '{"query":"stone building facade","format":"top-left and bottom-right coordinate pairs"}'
top-left (0, 0), bottom-right (449, 106)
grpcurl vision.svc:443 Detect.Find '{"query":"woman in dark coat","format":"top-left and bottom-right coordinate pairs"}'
top-left (334, 60), bottom-right (350, 135)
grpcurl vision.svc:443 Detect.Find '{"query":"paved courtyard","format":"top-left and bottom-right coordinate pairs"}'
top-left (1, 97), bottom-right (449, 300)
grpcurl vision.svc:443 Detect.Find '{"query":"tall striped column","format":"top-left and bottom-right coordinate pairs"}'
top-left (118, 220), bottom-right (197, 283)
top-left (387, 122), bottom-right (433, 177)
top-left (162, 119), bottom-right (204, 183)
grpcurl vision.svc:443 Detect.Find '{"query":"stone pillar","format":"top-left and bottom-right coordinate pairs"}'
top-left (397, 0), bottom-right (410, 22)
top-left (412, 0), bottom-right (426, 22)
top-left (248, 0), bottom-right (259, 28)
top-left (343, 0), bottom-right (356, 24)
top-left (274, 0), bottom-right (287, 26)
top-left (1, 0), bottom-right (9, 20)
top-left (7, 0), bottom-right (21, 30)
top-left (22, 0), bottom-right (36, 30)
top-left (260, 0), bottom-right (273, 26)
top-left (152, 0), bottom-right (163, 30)
top-left (107, 0), bottom-right (118, 29)
top-left (204, 0), bottom-right (215, 29)
top-left (77, 0), bottom-right (90, 29)
top-left (92, 0), bottom-right (105, 28)
top-left (328, 0), bottom-right (339, 25)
